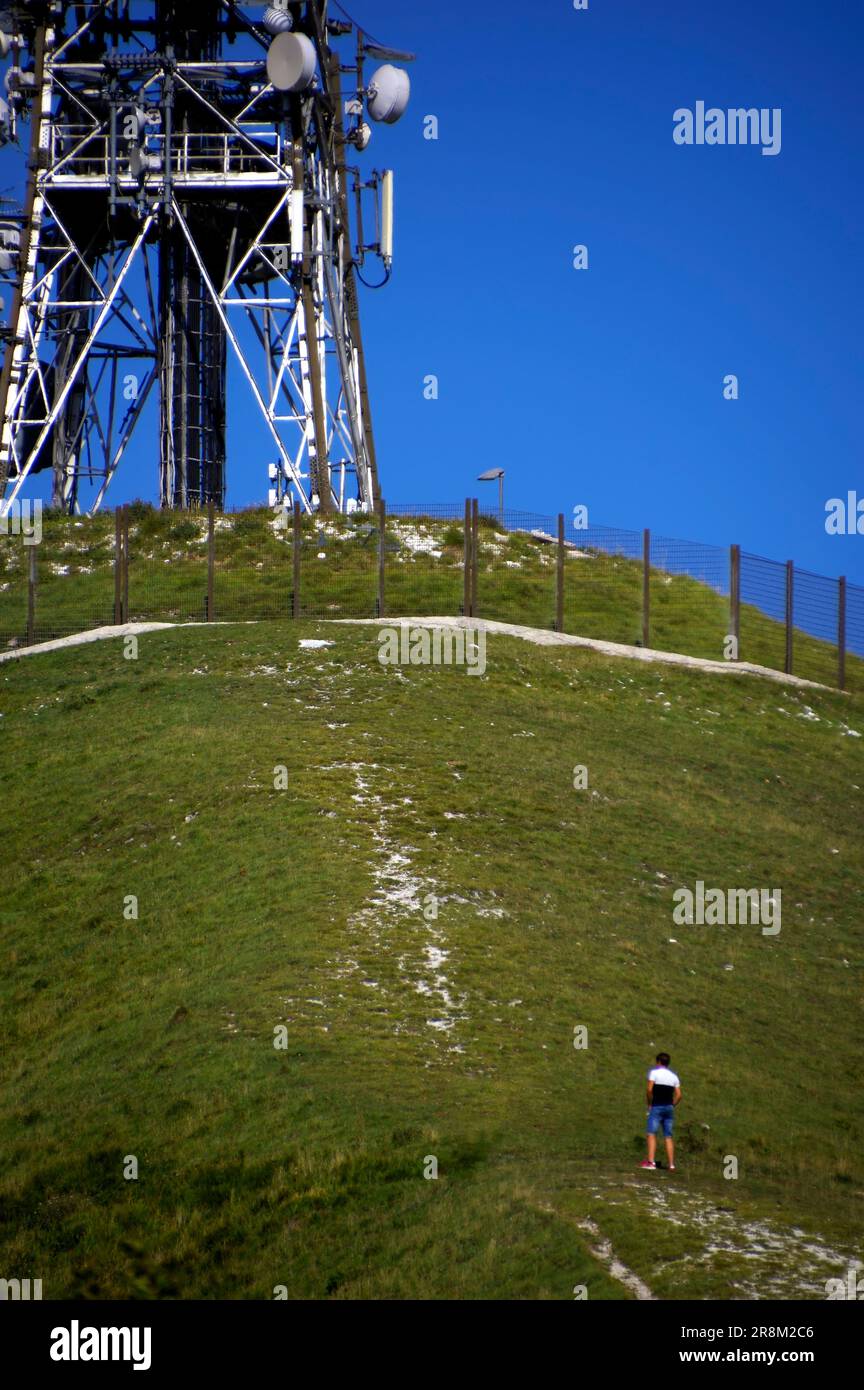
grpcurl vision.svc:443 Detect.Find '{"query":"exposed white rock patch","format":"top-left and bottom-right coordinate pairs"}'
top-left (327, 762), bottom-right (468, 1043)
top-left (603, 1180), bottom-right (857, 1300)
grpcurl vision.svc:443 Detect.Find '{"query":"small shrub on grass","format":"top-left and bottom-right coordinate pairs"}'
top-left (124, 499), bottom-right (157, 525)
top-left (232, 509), bottom-right (268, 539)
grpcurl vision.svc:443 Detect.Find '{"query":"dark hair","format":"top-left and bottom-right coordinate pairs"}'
top-left (656, 1052), bottom-right (671, 1067)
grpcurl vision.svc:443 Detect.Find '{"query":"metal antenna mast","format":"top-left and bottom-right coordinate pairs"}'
top-left (0, 1), bottom-right (413, 516)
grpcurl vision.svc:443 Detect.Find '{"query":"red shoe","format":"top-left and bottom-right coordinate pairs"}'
top-left (639, 1160), bottom-right (656, 1169)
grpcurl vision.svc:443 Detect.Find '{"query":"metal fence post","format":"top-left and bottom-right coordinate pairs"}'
top-left (114, 506), bottom-right (123, 624)
top-left (207, 500), bottom-right (215, 621)
top-left (642, 528), bottom-right (650, 648)
top-left (838, 575), bottom-right (847, 691)
top-left (556, 512), bottom-right (564, 633)
top-left (377, 497), bottom-right (386, 619)
top-left (471, 497), bottom-right (479, 620)
top-left (730, 543), bottom-right (741, 660)
top-left (463, 498), bottom-right (471, 617)
top-left (785, 560), bottom-right (794, 675)
top-left (121, 505), bottom-right (129, 623)
top-left (26, 544), bottom-right (36, 646)
top-left (292, 501), bottom-right (301, 619)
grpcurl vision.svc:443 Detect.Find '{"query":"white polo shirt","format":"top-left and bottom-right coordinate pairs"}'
top-left (648, 1066), bottom-right (680, 1105)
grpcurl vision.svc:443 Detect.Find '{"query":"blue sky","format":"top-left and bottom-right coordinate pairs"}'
top-left (357, 0), bottom-right (864, 582)
top-left (2, 0), bottom-right (862, 582)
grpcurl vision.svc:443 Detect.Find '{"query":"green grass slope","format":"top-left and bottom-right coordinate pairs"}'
top-left (1, 507), bottom-right (858, 693)
top-left (1, 621), bottom-right (862, 1299)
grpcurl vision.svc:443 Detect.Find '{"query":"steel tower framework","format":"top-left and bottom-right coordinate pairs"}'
top-left (0, 0), bottom-right (409, 516)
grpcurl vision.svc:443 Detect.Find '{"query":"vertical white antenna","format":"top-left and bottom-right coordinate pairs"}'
top-left (381, 170), bottom-right (394, 267)
top-left (290, 189), bottom-right (304, 263)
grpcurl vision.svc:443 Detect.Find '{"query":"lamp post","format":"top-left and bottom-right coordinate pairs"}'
top-left (477, 468), bottom-right (505, 526)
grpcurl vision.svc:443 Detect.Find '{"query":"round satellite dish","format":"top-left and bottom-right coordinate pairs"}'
top-left (352, 121), bottom-right (372, 152)
top-left (129, 147), bottom-right (161, 179)
top-left (0, 32), bottom-right (12, 60)
top-left (263, 4), bottom-right (293, 35)
top-left (366, 65), bottom-right (410, 125)
top-left (266, 32), bottom-right (316, 93)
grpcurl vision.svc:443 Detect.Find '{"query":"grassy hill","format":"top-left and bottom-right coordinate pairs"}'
top-left (1, 506), bottom-right (858, 692)
top-left (1, 615), bottom-right (862, 1299)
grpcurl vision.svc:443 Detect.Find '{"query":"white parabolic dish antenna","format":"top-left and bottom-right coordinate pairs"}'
top-left (367, 64), bottom-right (410, 124)
top-left (266, 31), bottom-right (317, 93)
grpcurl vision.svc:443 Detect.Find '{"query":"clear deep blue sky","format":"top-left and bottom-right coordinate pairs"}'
top-left (3, 0), bottom-right (862, 582)
top-left (354, 0), bottom-right (864, 583)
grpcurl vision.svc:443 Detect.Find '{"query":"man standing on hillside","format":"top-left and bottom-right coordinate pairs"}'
top-left (641, 1052), bottom-right (681, 1171)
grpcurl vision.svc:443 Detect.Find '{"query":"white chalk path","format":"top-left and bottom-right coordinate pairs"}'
top-left (1, 621), bottom-right (178, 663)
top-left (334, 616), bottom-right (834, 690)
top-left (530, 1198), bottom-right (656, 1299)
top-left (577, 1216), bottom-right (657, 1300)
top-left (0, 616), bottom-right (838, 692)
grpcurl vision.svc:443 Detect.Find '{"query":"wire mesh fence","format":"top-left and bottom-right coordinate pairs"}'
top-left (848, 584), bottom-right (864, 693)
top-left (740, 551), bottom-right (788, 676)
top-left (475, 513), bottom-right (558, 629)
top-left (792, 568), bottom-right (842, 689)
top-left (649, 533), bottom-right (729, 662)
top-left (565, 524), bottom-right (644, 645)
top-left (127, 510), bottom-right (212, 625)
top-left (387, 502), bottom-right (465, 523)
top-left (294, 514), bottom-right (378, 620)
top-left (380, 511), bottom-right (463, 618)
top-left (1, 502), bottom-right (862, 695)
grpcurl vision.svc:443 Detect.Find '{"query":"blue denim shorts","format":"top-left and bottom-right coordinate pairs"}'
top-left (647, 1104), bottom-right (675, 1137)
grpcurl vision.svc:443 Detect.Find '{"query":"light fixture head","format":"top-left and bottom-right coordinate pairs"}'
top-left (366, 64), bottom-right (410, 125)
